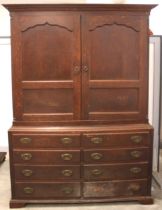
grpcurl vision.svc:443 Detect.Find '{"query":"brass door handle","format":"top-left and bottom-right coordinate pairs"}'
top-left (22, 169), bottom-right (33, 177)
top-left (62, 187), bottom-right (73, 195)
top-left (21, 153), bottom-right (32, 161)
top-left (131, 135), bottom-right (142, 143)
top-left (90, 137), bottom-right (103, 144)
top-left (20, 137), bottom-right (32, 144)
top-left (61, 153), bottom-right (73, 161)
top-left (83, 65), bottom-right (88, 72)
top-left (61, 137), bottom-right (73, 144)
top-left (130, 150), bottom-right (142, 158)
top-left (91, 152), bottom-right (103, 160)
top-left (91, 169), bottom-right (103, 176)
top-left (62, 169), bottom-right (73, 177)
top-left (23, 187), bottom-right (34, 194)
top-left (73, 65), bottom-right (80, 74)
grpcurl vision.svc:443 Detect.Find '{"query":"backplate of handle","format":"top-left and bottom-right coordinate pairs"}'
top-left (61, 137), bottom-right (73, 144)
top-left (21, 153), bottom-right (32, 161)
top-left (23, 187), bottom-right (34, 194)
top-left (73, 65), bottom-right (80, 74)
top-left (82, 65), bottom-right (88, 72)
top-left (130, 167), bottom-right (142, 174)
top-left (62, 187), bottom-right (73, 194)
top-left (90, 137), bottom-right (103, 144)
top-left (91, 152), bottom-right (103, 160)
top-left (61, 153), bottom-right (73, 161)
top-left (130, 150), bottom-right (142, 158)
top-left (91, 169), bottom-right (103, 176)
top-left (62, 169), bottom-right (73, 177)
top-left (22, 169), bottom-right (33, 177)
top-left (20, 137), bottom-right (32, 144)
top-left (131, 135), bottom-right (142, 143)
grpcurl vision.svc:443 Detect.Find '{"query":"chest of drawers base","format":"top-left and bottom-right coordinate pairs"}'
top-left (9, 124), bottom-right (153, 208)
top-left (10, 196), bottom-right (153, 208)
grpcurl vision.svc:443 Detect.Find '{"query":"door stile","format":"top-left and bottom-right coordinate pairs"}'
top-left (81, 14), bottom-right (90, 120)
top-left (73, 13), bottom-right (82, 120)
top-left (11, 15), bottom-right (24, 121)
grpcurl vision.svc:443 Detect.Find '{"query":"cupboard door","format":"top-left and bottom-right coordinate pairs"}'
top-left (82, 14), bottom-right (148, 122)
top-left (12, 12), bottom-right (81, 121)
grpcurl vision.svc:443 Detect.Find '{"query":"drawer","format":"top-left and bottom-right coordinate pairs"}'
top-left (83, 180), bottom-right (148, 198)
top-left (14, 165), bottom-right (80, 180)
top-left (84, 148), bottom-right (149, 163)
top-left (11, 134), bottom-right (80, 149)
top-left (84, 163), bottom-right (149, 180)
top-left (13, 150), bottom-right (80, 164)
top-left (14, 182), bottom-right (81, 198)
top-left (83, 132), bottom-right (150, 148)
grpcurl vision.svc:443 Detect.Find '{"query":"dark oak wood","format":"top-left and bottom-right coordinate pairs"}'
top-left (11, 133), bottom-right (80, 149)
top-left (84, 163), bottom-right (149, 180)
top-left (10, 201), bottom-right (26, 209)
top-left (4, 4), bottom-right (156, 12)
top-left (4, 3), bottom-right (156, 208)
top-left (84, 148), bottom-right (149, 163)
top-left (14, 182), bottom-right (81, 198)
top-left (9, 196), bottom-right (154, 208)
top-left (139, 198), bottom-right (154, 204)
top-left (4, 3), bottom-right (156, 124)
top-left (83, 179), bottom-right (148, 198)
top-left (13, 149), bottom-right (81, 164)
top-left (14, 165), bottom-right (81, 180)
top-left (83, 132), bottom-right (151, 148)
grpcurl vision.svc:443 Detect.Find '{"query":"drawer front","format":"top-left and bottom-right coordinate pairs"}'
top-left (84, 148), bottom-right (149, 163)
top-left (83, 180), bottom-right (148, 198)
top-left (14, 182), bottom-right (81, 198)
top-left (83, 132), bottom-right (150, 148)
top-left (84, 163), bottom-right (149, 180)
top-left (13, 150), bottom-right (80, 164)
top-left (11, 134), bottom-right (80, 149)
top-left (14, 165), bottom-right (80, 180)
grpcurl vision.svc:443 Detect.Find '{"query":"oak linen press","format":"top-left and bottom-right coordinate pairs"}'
top-left (4, 4), bottom-right (156, 208)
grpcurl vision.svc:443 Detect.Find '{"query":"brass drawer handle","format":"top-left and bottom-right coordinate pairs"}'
top-left (22, 169), bottom-right (33, 177)
top-left (23, 187), bottom-right (34, 194)
top-left (62, 169), bottom-right (73, 177)
top-left (91, 169), bottom-right (103, 176)
top-left (91, 152), bottom-right (103, 160)
top-left (62, 187), bottom-right (73, 195)
top-left (20, 137), bottom-right (32, 144)
top-left (130, 167), bottom-right (142, 174)
top-left (131, 135), bottom-right (142, 143)
top-left (128, 183), bottom-right (141, 192)
top-left (130, 150), bottom-right (142, 158)
top-left (21, 153), bottom-right (32, 161)
top-left (61, 153), bottom-right (73, 161)
top-left (90, 137), bottom-right (103, 144)
top-left (61, 137), bottom-right (73, 144)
